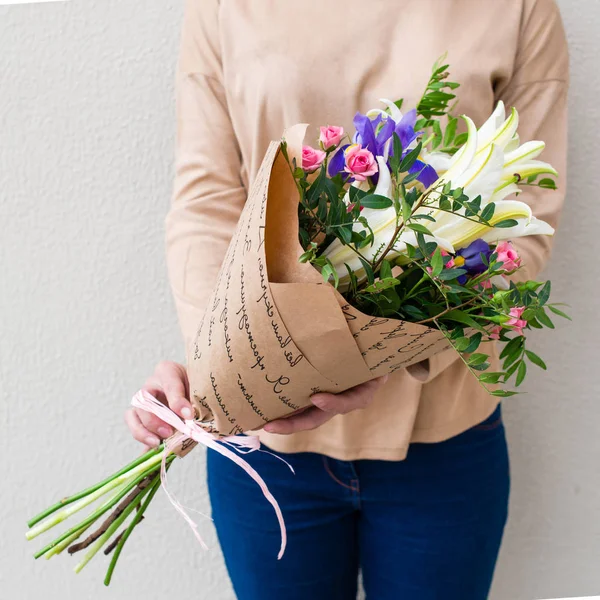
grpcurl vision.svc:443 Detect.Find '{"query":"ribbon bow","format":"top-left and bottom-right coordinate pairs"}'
top-left (131, 389), bottom-right (290, 559)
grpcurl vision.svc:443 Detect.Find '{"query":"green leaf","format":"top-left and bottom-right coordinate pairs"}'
top-left (464, 333), bottom-right (483, 354)
top-left (494, 219), bottom-right (519, 228)
top-left (454, 132), bottom-right (468, 147)
top-left (380, 259), bottom-right (393, 280)
top-left (439, 196), bottom-right (452, 211)
top-left (401, 196), bottom-right (411, 223)
top-left (499, 335), bottom-right (523, 359)
top-left (320, 262), bottom-right (339, 289)
top-left (298, 227), bottom-right (310, 248)
top-left (537, 281), bottom-right (551, 306)
top-left (430, 247), bottom-right (443, 277)
top-left (468, 353), bottom-right (489, 366)
top-left (359, 257), bottom-right (375, 285)
top-left (337, 226), bottom-right (352, 244)
top-left (478, 372), bottom-right (503, 384)
top-left (538, 178), bottom-right (557, 189)
top-left (431, 120), bottom-right (443, 150)
top-left (516, 361), bottom-right (527, 386)
top-left (443, 116), bottom-right (458, 147)
top-left (536, 308), bottom-right (555, 329)
top-left (437, 268), bottom-right (467, 281)
top-left (490, 390), bottom-right (519, 397)
top-left (399, 142), bottom-right (423, 173)
top-left (471, 362), bottom-right (490, 371)
top-left (364, 277), bottom-right (401, 294)
top-left (454, 336), bottom-right (471, 352)
top-left (412, 213), bottom-right (437, 222)
top-left (442, 309), bottom-right (482, 329)
top-left (402, 170), bottom-right (425, 185)
top-left (504, 360), bottom-right (521, 380)
top-left (360, 194), bottom-right (393, 209)
top-left (392, 133), bottom-right (403, 173)
top-left (408, 223), bottom-right (434, 236)
top-left (480, 203), bottom-right (495, 223)
top-left (525, 350), bottom-right (547, 370)
top-left (402, 304), bottom-right (429, 320)
top-left (548, 305), bottom-right (571, 320)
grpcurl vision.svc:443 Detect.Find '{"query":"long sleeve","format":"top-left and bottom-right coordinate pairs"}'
top-left (494, 0), bottom-right (570, 282)
top-left (165, 0), bottom-right (247, 350)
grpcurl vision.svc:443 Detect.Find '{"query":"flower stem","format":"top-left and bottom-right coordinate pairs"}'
top-left (27, 445), bottom-right (164, 529)
top-left (67, 474), bottom-right (155, 554)
top-left (27, 451), bottom-right (166, 543)
top-left (103, 473), bottom-right (163, 586)
top-left (43, 522), bottom-right (91, 560)
top-left (32, 459), bottom-right (165, 559)
top-left (73, 476), bottom-right (158, 574)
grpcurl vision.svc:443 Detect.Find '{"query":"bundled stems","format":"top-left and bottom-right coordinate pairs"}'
top-left (103, 475), bottom-right (163, 586)
top-left (67, 474), bottom-right (154, 554)
top-left (27, 445), bottom-right (163, 529)
top-left (26, 443), bottom-right (176, 584)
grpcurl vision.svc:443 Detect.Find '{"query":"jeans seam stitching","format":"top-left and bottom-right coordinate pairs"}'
top-left (322, 456), bottom-right (356, 491)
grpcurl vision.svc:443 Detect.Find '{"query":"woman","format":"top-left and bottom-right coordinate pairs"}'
top-left (125, 1), bottom-right (569, 598)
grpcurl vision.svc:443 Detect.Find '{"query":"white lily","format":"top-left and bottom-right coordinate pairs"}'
top-left (322, 101), bottom-right (558, 284)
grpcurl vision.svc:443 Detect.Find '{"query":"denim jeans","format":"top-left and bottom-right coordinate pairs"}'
top-left (207, 403), bottom-right (510, 600)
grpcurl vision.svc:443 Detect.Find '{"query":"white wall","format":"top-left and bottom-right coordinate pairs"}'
top-left (1, 1), bottom-right (598, 599)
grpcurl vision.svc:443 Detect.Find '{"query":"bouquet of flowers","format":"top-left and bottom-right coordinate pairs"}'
top-left (26, 59), bottom-right (568, 585)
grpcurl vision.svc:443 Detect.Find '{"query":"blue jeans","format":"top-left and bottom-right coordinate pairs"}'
top-left (207, 403), bottom-right (509, 600)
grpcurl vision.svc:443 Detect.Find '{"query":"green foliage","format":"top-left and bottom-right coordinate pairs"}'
top-left (283, 56), bottom-right (565, 396)
top-left (416, 56), bottom-right (460, 122)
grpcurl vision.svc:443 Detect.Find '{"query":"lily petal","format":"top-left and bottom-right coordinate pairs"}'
top-left (476, 107), bottom-right (519, 154)
top-left (476, 101), bottom-right (506, 147)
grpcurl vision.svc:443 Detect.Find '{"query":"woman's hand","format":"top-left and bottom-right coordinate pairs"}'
top-left (262, 375), bottom-right (389, 435)
top-left (124, 361), bottom-right (194, 449)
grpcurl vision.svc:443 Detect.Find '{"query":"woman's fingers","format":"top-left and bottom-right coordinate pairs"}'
top-left (144, 361), bottom-right (195, 420)
top-left (310, 375), bottom-right (389, 414)
top-left (263, 406), bottom-right (333, 435)
top-left (124, 408), bottom-right (161, 448)
top-left (262, 375), bottom-right (390, 435)
top-left (136, 409), bottom-right (173, 439)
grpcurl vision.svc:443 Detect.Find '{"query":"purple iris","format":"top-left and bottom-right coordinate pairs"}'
top-left (392, 108), bottom-right (419, 150)
top-left (328, 107), bottom-right (438, 188)
top-left (455, 239), bottom-right (492, 284)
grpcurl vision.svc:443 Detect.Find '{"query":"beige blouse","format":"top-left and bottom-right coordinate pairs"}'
top-left (165, 0), bottom-right (569, 460)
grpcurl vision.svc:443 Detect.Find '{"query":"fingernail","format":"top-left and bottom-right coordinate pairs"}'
top-left (381, 374), bottom-right (389, 384)
top-left (311, 395), bottom-right (326, 409)
top-left (146, 435), bottom-right (160, 447)
top-left (181, 407), bottom-right (193, 419)
top-left (264, 423), bottom-right (277, 433)
top-left (158, 426), bottom-right (171, 439)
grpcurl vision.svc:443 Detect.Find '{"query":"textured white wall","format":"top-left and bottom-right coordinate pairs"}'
top-left (1, 1), bottom-right (598, 599)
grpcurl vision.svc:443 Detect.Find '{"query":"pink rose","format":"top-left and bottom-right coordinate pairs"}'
top-left (507, 306), bottom-right (527, 336)
top-left (346, 202), bottom-right (364, 213)
top-left (302, 145), bottom-right (326, 173)
top-left (443, 251), bottom-right (455, 269)
top-left (344, 144), bottom-right (378, 181)
top-left (495, 241), bottom-right (521, 272)
top-left (489, 325), bottom-right (502, 340)
top-left (319, 126), bottom-right (344, 150)
top-left (427, 249), bottom-right (455, 275)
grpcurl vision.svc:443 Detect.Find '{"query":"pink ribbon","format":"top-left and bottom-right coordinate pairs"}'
top-left (131, 389), bottom-right (291, 559)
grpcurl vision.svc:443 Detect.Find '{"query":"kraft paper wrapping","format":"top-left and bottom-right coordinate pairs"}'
top-left (185, 125), bottom-right (451, 437)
